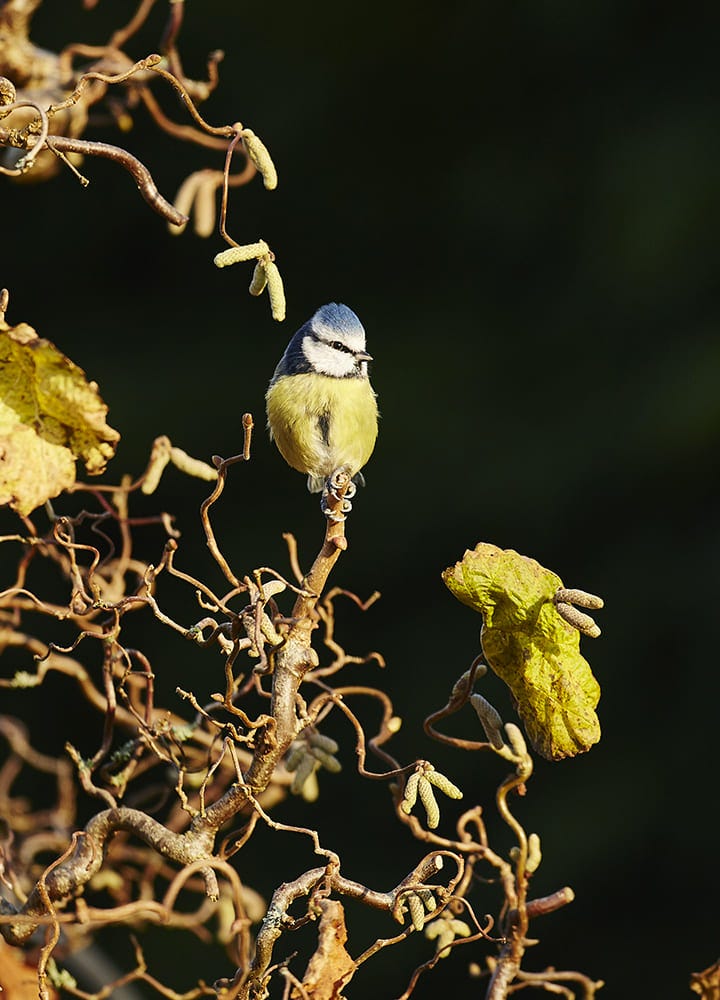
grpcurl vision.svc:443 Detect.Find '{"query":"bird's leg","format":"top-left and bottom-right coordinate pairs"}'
top-left (321, 466), bottom-right (355, 521)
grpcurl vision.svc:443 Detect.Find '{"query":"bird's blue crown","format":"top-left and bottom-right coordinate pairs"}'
top-left (311, 302), bottom-right (364, 337)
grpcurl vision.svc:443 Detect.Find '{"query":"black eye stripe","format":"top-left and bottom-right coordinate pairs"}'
top-left (312, 332), bottom-right (363, 357)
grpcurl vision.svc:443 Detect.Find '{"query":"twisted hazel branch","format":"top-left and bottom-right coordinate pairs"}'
top-left (233, 853), bottom-right (453, 999)
top-left (0, 806), bottom-right (218, 945)
top-left (0, 455), bottom-right (361, 949)
top-left (0, 98), bottom-right (49, 174)
top-left (239, 471), bottom-right (356, 796)
top-left (0, 462), bottom-right (367, 949)
top-left (44, 135), bottom-right (187, 226)
top-left (424, 658), bottom-right (496, 751)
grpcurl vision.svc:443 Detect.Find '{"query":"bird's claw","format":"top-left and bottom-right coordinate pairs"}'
top-left (321, 492), bottom-right (353, 522)
top-left (320, 467), bottom-right (358, 521)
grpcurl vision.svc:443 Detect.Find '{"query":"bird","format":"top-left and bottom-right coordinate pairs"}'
top-left (266, 303), bottom-right (378, 501)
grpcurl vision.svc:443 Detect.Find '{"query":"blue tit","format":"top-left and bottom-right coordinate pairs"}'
top-left (266, 302), bottom-right (378, 493)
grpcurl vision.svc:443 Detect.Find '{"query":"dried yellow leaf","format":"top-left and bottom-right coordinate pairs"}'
top-left (0, 309), bottom-right (119, 515)
top-left (443, 543), bottom-right (601, 761)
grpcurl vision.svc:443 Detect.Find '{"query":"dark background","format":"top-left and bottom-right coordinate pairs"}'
top-left (2, 1), bottom-right (719, 997)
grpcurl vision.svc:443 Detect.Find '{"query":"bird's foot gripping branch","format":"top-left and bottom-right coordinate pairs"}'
top-left (320, 466), bottom-right (357, 522)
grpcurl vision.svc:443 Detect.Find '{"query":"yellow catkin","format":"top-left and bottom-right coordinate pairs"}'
top-left (285, 742), bottom-right (306, 771)
top-left (290, 753), bottom-right (317, 795)
top-left (249, 260), bottom-right (268, 296)
top-left (418, 890), bottom-right (437, 913)
top-left (418, 776), bottom-right (440, 829)
top-left (169, 447), bottom-right (218, 481)
top-left (169, 172), bottom-right (204, 235)
top-left (192, 177), bottom-right (217, 238)
top-left (470, 693), bottom-right (505, 749)
top-left (401, 771), bottom-right (421, 814)
top-left (504, 723), bottom-right (528, 759)
top-left (242, 128), bottom-right (278, 190)
top-left (308, 746), bottom-right (342, 773)
top-left (301, 768), bottom-right (320, 802)
top-left (436, 929), bottom-right (456, 959)
top-left (555, 587), bottom-right (604, 609)
top-left (407, 894), bottom-right (425, 932)
top-left (555, 601), bottom-right (601, 638)
top-left (265, 260), bottom-right (286, 321)
top-left (141, 436), bottom-right (172, 494)
top-left (214, 240), bottom-right (270, 267)
top-left (425, 769), bottom-right (463, 800)
top-left (527, 832), bottom-right (542, 873)
top-left (309, 732), bottom-right (339, 753)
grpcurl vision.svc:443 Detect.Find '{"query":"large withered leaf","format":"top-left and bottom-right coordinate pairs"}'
top-left (0, 311), bottom-right (119, 515)
top-left (443, 543), bottom-right (601, 760)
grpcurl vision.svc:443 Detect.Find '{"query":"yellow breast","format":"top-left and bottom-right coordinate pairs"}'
top-left (266, 373), bottom-right (378, 485)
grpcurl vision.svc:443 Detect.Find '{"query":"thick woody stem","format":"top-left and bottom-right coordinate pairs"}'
top-left (0, 807), bottom-right (216, 945)
top-left (240, 854), bottom-right (448, 998)
top-left (290, 496), bottom-right (349, 634)
top-left (0, 474), bottom-right (354, 954)
top-left (242, 477), bottom-right (353, 792)
top-left (486, 947), bottom-right (522, 1000)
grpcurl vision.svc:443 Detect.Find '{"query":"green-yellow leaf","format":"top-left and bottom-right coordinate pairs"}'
top-left (0, 312), bottom-right (119, 515)
top-left (442, 543), bottom-right (600, 761)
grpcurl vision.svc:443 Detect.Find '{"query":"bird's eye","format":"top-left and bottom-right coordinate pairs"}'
top-left (330, 340), bottom-right (350, 353)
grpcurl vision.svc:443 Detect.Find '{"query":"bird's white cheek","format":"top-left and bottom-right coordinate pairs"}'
top-left (302, 336), bottom-right (356, 377)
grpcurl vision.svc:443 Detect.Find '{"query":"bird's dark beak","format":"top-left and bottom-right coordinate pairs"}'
top-left (357, 351), bottom-right (373, 362)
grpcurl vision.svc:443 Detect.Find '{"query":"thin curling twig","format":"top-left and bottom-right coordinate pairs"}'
top-left (199, 414), bottom-right (254, 588)
top-left (148, 63), bottom-right (234, 138)
top-left (484, 732), bottom-right (535, 1000)
top-left (307, 685), bottom-right (404, 778)
top-left (424, 657), bottom-right (496, 751)
top-left (140, 87), bottom-right (237, 151)
top-left (107, 0), bottom-right (158, 50)
top-left (35, 834), bottom-right (79, 1000)
top-left (0, 99), bottom-right (49, 174)
top-left (219, 126), bottom-right (246, 244)
top-left (47, 54), bottom-right (164, 116)
top-left (240, 852), bottom-right (459, 998)
top-left (513, 967), bottom-right (605, 997)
